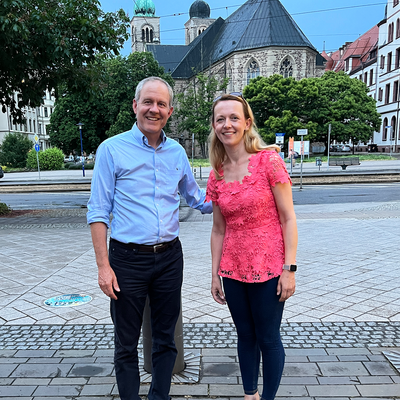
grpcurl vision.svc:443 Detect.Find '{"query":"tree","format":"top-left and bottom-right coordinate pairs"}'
top-left (48, 53), bottom-right (173, 155)
top-left (0, 0), bottom-right (129, 123)
top-left (244, 72), bottom-right (381, 154)
top-left (0, 132), bottom-right (33, 168)
top-left (175, 73), bottom-right (228, 158)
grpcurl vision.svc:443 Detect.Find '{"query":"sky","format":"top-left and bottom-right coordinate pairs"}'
top-left (99, 0), bottom-right (388, 57)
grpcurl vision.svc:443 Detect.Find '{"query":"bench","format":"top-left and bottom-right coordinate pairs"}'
top-left (328, 157), bottom-right (360, 170)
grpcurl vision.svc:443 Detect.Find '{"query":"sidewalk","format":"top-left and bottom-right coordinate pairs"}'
top-left (1, 193), bottom-right (400, 398)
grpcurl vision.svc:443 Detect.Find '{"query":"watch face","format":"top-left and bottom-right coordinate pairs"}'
top-left (284, 264), bottom-right (297, 271)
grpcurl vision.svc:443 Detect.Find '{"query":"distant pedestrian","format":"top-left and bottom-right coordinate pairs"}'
top-left (207, 93), bottom-right (298, 400)
top-left (87, 76), bottom-right (212, 400)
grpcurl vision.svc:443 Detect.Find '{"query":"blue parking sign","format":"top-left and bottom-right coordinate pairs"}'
top-left (34, 144), bottom-right (40, 152)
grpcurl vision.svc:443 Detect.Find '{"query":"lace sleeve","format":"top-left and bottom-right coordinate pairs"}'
top-left (206, 170), bottom-right (219, 204)
top-left (263, 151), bottom-right (292, 187)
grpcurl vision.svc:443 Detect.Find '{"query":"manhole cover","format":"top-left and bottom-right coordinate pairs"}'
top-left (44, 294), bottom-right (92, 307)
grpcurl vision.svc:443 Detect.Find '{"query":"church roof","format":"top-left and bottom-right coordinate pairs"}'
top-left (135, 0), bottom-right (155, 17)
top-left (148, 0), bottom-right (317, 79)
top-left (145, 44), bottom-right (191, 73)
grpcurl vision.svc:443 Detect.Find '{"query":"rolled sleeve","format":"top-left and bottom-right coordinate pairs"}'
top-left (86, 142), bottom-right (116, 226)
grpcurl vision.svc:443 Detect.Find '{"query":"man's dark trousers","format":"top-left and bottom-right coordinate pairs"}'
top-left (109, 239), bottom-right (183, 400)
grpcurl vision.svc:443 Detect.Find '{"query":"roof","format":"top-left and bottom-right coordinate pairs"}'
top-left (147, 0), bottom-right (318, 79)
top-left (322, 25), bottom-right (379, 73)
top-left (146, 45), bottom-right (191, 73)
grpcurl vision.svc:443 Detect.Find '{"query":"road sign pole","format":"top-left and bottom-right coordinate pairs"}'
top-left (34, 142), bottom-right (41, 179)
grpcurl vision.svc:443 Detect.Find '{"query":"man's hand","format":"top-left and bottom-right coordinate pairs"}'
top-left (98, 264), bottom-right (120, 300)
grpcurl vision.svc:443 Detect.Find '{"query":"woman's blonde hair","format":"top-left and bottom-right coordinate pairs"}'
top-left (209, 94), bottom-right (280, 179)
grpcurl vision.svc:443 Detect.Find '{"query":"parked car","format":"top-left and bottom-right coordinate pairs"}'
top-left (341, 145), bottom-right (351, 152)
top-left (64, 155), bottom-right (75, 163)
top-left (330, 144), bottom-right (342, 152)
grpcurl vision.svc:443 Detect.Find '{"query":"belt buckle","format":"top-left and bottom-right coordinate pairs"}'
top-left (153, 243), bottom-right (164, 253)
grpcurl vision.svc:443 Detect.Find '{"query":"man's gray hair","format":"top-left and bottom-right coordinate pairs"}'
top-left (135, 77), bottom-right (174, 108)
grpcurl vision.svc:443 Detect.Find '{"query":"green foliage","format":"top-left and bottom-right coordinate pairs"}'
top-left (48, 52), bottom-right (172, 154)
top-left (243, 72), bottom-right (381, 154)
top-left (0, 202), bottom-right (11, 215)
top-left (0, 132), bottom-right (33, 168)
top-left (175, 73), bottom-right (229, 158)
top-left (66, 162), bottom-right (95, 170)
top-left (26, 147), bottom-right (64, 170)
top-left (0, 0), bottom-right (129, 123)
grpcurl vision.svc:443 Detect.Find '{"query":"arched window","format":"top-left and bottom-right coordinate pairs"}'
top-left (29, 119), bottom-right (32, 132)
top-left (382, 118), bottom-right (388, 141)
top-left (142, 29), bottom-right (145, 41)
top-left (389, 23), bottom-right (394, 42)
top-left (280, 57), bottom-right (293, 78)
top-left (146, 27), bottom-right (149, 42)
top-left (150, 29), bottom-right (153, 42)
top-left (391, 116), bottom-right (396, 140)
top-left (247, 60), bottom-right (260, 84)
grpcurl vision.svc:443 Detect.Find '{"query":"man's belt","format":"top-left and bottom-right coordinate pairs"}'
top-left (110, 237), bottom-right (179, 253)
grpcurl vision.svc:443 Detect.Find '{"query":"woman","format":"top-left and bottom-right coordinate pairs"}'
top-left (206, 94), bottom-right (298, 400)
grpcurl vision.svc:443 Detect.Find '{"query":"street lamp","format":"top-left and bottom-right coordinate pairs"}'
top-left (76, 122), bottom-right (85, 177)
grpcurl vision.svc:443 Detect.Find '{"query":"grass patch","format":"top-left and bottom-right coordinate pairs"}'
top-left (301, 154), bottom-right (395, 163)
top-left (188, 158), bottom-right (211, 167)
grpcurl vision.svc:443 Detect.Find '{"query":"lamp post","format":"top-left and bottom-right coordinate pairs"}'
top-left (76, 122), bottom-right (85, 177)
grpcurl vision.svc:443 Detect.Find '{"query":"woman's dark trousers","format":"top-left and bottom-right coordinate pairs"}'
top-left (223, 277), bottom-right (285, 400)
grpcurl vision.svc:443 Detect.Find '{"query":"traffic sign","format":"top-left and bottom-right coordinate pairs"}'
top-left (275, 132), bottom-right (285, 136)
top-left (297, 129), bottom-right (308, 136)
top-left (34, 134), bottom-right (39, 142)
top-left (34, 144), bottom-right (40, 152)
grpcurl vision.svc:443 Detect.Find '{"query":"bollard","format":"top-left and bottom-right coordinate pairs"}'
top-left (142, 296), bottom-right (185, 374)
top-left (200, 165), bottom-right (202, 180)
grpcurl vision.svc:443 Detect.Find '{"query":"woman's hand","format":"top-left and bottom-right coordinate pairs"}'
top-left (211, 276), bottom-right (226, 305)
top-left (277, 270), bottom-right (296, 302)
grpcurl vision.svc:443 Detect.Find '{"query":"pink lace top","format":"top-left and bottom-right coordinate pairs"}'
top-left (206, 150), bottom-right (292, 283)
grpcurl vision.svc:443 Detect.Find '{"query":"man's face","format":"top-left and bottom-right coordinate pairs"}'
top-left (133, 81), bottom-right (173, 138)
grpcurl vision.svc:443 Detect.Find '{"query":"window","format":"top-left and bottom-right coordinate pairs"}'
top-left (395, 0), bottom-right (399, 7)
top-left (385, 83), bottom-right (391, 104)
top-left (44, 107), bottom-right (48, 118)
top-left (380, 55), bottom-right (385, 69)
top-left (397, 19), bottom-right (400, 38)
top-left (388, 52), bottom-right (392, 72)
top-left (29, 119), bottom-right (32, 132)
top-left (33, 120), bottom-right (36, 133)
top-left (389, 23), bottom-right (394, 42)
top-left (279, 57), bottom-right (293, 78)
top-left (247, 59), bottom-right (260, 84)
top-left (346, 59), bottom-right (350, 71)
top-left (369, 69), bottom-right (374, 86)
top-left (382, 118), bottom-right (388, 141)
top-left (394, 81), bottom-right (399, 102)
top-left (364, 72), bottom-right (368, 83)
top-left (378, 88), bottom-right (383, 101)
top-left (391, 117), bottom-right (396, 139)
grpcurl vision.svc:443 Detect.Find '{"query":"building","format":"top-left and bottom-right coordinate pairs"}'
top-left (0, 90), bottom-right (54, 150)
top-left (323, 0), bottom-right (400, 153)
top-left (130, 0), bottom-right (326, 154)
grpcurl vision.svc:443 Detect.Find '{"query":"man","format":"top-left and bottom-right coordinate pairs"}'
top-left (87, 77), bottom-right (211, 400)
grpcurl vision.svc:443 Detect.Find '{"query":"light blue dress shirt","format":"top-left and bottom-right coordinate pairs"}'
top-left (87, 124), bottom-right (212, 245)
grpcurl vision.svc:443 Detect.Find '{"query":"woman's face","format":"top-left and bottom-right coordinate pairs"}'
top-left (212, 100), bottom-right (251, 148)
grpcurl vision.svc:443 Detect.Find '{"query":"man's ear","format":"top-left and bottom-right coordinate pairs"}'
top-left (132, 99), bottom-right (138, 114)
top-left (167, 106), bottom-right (174, 118)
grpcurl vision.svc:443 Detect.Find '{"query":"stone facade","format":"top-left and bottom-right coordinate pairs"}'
top-left (131, 16), bottom-right (160, 53)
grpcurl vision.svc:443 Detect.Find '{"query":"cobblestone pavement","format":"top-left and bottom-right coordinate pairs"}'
top-left (0, 197), bottom-right (400, 398)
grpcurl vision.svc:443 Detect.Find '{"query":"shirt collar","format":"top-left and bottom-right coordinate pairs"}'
top-left (131, 123), bottom-right (167, 149)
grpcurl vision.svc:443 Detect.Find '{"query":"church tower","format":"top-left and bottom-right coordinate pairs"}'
top-left (184, 0), bottom-right (215, 45)
top-left (131, 0), bottom-right (160, 53)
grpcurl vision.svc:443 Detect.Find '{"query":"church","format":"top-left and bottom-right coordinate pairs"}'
top-left (130, 0), bottom-right (325, 154)
top-left (131, 0), bottom-right (325, 92)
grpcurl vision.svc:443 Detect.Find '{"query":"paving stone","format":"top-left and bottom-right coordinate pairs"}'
top-left (317, 361), bottom-right (370, 376)
top-left (12, 378), bottom-right (51, 385)
top-left (10, 363), bottom-right (73, 378)
top-left (0, 364), bottom-right (18, 377)
top-left (317, 376), bottom-right (359, 384)
top-left (14, 349), bottom-right (55, 358)
top-left (0, 357), bottom-right (28, 363)
top-left (200, 376), bottom-right (239, 384)
top-left (88, 376), bottom-right (116, 384)
top-left (33, 385), bottom-right (81, 396)
top-left (275, 385), bottom-right (308, 397)
top-left (169, 384), bottom-right (208, 396)
top-left (80, 384), bottom-right (114, 396)
top-left (209, 384), bottom-right (244, 396)
top-left (363, 361), bottom-right (398, 375)
top-left (50, 377), bottom-right (88, 385)
top-left (26, 357), bottom-right (62, 364)
top-left (307, 384), bottom-right (359, 397)
top-left (282, 362), bottom-right (320, 376)
top-left (68, 363), bottom-right (114, 377)
top-left (280, 376), bottom-right (319, 385)
top-left (358, 383), bottom-right (400, 396)
top-left (54, 349), bottom-right (95, 358)
top-left (0, 385), bottom-right (36, 396)
top-left (202, 362), bottom-right (240, 377)
top-left (358, 375), bottom-right (395, 384)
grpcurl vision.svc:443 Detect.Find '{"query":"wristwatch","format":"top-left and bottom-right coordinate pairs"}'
top-left (283, 264), bottom-right (297, 272)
